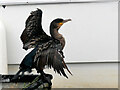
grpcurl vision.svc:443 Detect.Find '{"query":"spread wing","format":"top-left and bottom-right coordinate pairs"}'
top-left (20, 8), bottom-right (50, 50)
top-left (34, 40), bottom-right (72, 78)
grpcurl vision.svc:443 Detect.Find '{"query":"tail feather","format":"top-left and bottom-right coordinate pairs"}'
top-left (62, 59), bottom-right (73, 75)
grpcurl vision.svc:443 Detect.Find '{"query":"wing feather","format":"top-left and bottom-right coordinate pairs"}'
top-left (20, 9), bottom-right (50, 50)
top-left (34, 41), bottom-right (72, 78)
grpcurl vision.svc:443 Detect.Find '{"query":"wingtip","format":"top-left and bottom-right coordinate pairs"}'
top-left (71, 73), bottom-right (73, 76)
top-left (65, 75), bottom-right (68, 79)
top-left (36, 8), bottom-right (42, 13)
top-left (37, 8), bottom-right (39, 10)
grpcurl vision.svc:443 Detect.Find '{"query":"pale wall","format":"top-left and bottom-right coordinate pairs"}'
top-left (0, 1), bottom-right (118, 64)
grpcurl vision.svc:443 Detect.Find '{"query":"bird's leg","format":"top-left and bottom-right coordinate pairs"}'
top-left (39, 70), bottom-right (52, 86)
top-left (11, 69), bottom-right (22, 81)
top-left (21, 70), bottom-right (26, 78)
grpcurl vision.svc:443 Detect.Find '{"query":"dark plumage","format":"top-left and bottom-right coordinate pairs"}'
top-left (12, 9), bottom-right (72, 82)
top-left (11, 47), bottom-right (37, 81)
top-left (33, 18), bottom-right (72, 78)
top-left (20, 8), bottom-right (50, 50)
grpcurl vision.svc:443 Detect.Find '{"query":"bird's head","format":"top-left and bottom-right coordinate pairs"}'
top-left (50, 18), bottom-right (71, 30)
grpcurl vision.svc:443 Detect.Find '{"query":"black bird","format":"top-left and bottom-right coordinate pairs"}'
top-left (12, 9), bottom-right (72, 82)
top-left (33, 18), bottom-right (72, 79)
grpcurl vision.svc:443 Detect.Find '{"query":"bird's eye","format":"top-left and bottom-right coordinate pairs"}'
top-left (59, 23), bottom-right (63, 25)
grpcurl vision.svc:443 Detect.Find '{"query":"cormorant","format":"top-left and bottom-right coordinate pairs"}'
top-left (33, 18), bottom-right (72, 79)
top-left (12, 9), bottom-right (72, 83)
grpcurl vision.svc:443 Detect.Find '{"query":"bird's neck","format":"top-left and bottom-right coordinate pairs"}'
top-left (50, 28), bottom-right (61, 40)
top-left (50, 28), bottom-right (65, 49)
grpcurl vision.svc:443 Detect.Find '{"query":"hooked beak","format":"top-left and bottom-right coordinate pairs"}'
top-left (63, 19), bottom-right (72, 23)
